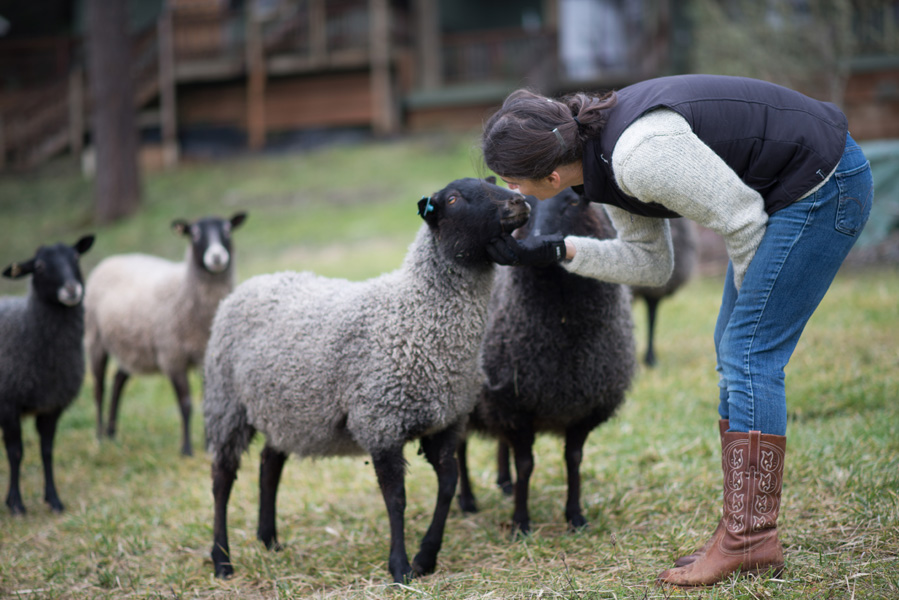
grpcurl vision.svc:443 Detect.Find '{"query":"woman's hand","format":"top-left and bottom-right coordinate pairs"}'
top-left (486, 234), bottom-right (567, 267)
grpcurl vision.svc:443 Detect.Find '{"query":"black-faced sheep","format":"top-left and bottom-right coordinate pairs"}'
top-left (630, 218), bottom-right (697, 366)
top-left (84, 213), bottom-right (246, 456)
top-left (457, 188), bottom-right (636, 534)
top-left (203, 178), bottom-right (530, 582)
top-left (1, 235), bottom-right (95, 514)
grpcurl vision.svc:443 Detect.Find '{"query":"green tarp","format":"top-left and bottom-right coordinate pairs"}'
top-left (859, 139), bottom-right (899, 247)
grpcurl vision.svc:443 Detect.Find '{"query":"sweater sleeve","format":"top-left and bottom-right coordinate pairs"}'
top-left (562, 205), bottom-right (674, 286)
top-left (612, 108), bottom-right (768, 289)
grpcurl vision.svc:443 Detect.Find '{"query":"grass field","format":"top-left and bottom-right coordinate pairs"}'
top-left (1, 132), bottom-right (897, 599)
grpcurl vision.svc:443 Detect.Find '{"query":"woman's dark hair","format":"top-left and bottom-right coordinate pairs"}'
top-left (481, 88), bottom-right (617, 180)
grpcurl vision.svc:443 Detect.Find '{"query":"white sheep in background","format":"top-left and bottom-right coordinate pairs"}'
top-left (1, 235), bottom-right (94, 514)
top-left (84, 213), bottom-right (247, 456)
top-left (203, 178), bottom-right (530, 582)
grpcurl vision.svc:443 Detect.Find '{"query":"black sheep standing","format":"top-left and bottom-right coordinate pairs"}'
top-left (457, 188), bottom-right (636, 533)
top-left (0, 236), bottom-right (94, 514)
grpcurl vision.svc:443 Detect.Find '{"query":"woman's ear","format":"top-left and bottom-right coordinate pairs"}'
top-left (546, 171), bottom-right (564, 190)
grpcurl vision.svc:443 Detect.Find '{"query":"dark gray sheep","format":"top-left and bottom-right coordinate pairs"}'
top-left (457, 187), bottom-right (636, 533)
top-left (84, 213), bottom-right (246, 456)
top-left (203, 178), bottom-right (530, 582)
top-left (630, 218), bottom-right (698, 366)
top-left (1, 235), bottom-right (95, 514)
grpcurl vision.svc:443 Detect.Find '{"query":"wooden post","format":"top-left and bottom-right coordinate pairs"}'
top-left (0, 114), bottom-right (6, 171)
top-left (415, 0), bottom-right (441, 90)
top-left (246, 10), bottom-right (266, 150)
top-left (310, 0), bottom-right (326, 63)
top-left (158, 3), bottom-right (179, 167)
top-left (542, 0), bottom-right (558, 29)
top-left (68, 66), bottom-right (84, 160)
top-left (370, 0), bottom-right (398, 135)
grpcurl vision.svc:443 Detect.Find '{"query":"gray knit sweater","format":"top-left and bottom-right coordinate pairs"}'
top-left (564, 108), bottom-right (799, 290)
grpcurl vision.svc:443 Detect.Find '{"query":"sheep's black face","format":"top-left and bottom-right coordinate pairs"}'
top-left (172, 212), bottom-right (247, 274)
top-left (519, 188), bottom-right (610, 241)
top-left (520, 187), bottom-right (584, 239)
top-left (420, 177), bottom-right (530, 265)
top-left (2, 235), bottom-right (94, 307)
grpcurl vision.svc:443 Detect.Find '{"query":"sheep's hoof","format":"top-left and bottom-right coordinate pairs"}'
top-left (214, 563), bottom-right (234, 579)
top-left (457, 494), bottom-right (478, 513)
top-left (567, 515), bottom-right (589, 531)
top-left (46, 497), bottom-right (65, 513)
top-left (259, 536), bottom-right (282, 552)
top-left (498, 480), bottom-right (514, 496)
top-left (412, 554), bottom-right (437, 577)
top-left (212, 546), bottom-right (234, 579)
top-left (6, 499), bottom-right (26, 516)
top-left (389, 563), bottom-right (415, 584)
top-left (511, 520), bottom-right (531, 538)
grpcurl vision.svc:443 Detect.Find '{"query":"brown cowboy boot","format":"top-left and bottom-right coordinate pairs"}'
top-left (672, 419), bottom-right (730, 567)
top-left (658, 430), bottom-right (786, 587)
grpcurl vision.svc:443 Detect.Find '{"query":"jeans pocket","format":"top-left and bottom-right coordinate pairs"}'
top-left (834, 161), bottom-right (873, 237)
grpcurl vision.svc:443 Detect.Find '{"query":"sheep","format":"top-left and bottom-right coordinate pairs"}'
top-left (456, 187), bottom-right (636, 534)
top-left (1, 235), bottom-right (95, 514)
top-left (84, 213), bottom-right (247, 456)
top-left (202, 177), bottom-right (530, 582)
top-left (630, 218), bottom-right (697, 366)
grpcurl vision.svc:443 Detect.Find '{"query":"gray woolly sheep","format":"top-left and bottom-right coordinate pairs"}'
top-left (457, 187), bottom-right (636, 534)
top-left (1, 235), bottom-right (95, 514)
top-left (630, 218), bottom-right (697, 366)
top-left (84, 213), bottom-right (246, 456)
top-left (203, 177), bottom-right (530, 582)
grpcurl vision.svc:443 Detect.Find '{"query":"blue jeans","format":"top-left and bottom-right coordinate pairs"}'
top-left (714, 134), bottom-right (873, 436)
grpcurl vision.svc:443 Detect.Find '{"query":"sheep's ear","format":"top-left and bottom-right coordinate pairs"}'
top-left (485, 175), bottom-right (497, 185)
top-left (171, 219), bottom-right (191, 237)
top-left (74, 235), bottom-right (95, 255)
top-left (229, 212), bottom-right (248, 230)
top-left (2, 258), bottom-right (36, 279)
top-left (417, 195), bottom-right (439, 226)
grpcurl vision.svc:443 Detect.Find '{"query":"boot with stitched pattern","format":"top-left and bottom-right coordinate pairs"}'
top-left (658, 430), bottom-right (786, 587)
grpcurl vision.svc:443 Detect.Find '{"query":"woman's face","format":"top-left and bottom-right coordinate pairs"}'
top-left (500, 175), bottom-right (558, 200)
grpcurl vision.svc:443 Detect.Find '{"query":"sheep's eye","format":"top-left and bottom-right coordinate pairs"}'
top-left (34, 260), bottom-right (46, 273)
top-left (447, 196), bottom-right (457, 205)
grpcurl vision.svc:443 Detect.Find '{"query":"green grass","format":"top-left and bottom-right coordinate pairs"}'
top-left (1, 133), bottom-right (897, 599)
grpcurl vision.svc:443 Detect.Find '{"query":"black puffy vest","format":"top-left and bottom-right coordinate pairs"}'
top-left (575, 74), bottom-right (848, 218)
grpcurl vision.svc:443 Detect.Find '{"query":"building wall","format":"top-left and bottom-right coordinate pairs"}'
top-left (177, 71), bottom-right (374, 131)
top-left (844, 66), bottom-right (899, 141)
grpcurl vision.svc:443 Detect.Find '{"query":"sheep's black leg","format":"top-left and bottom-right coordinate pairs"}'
top-left (643, 296), bottom-right (660, 367)
top-left (496, 441), bottom-right (513, 495)
top-left (456, 436), bottom-right (477, 513)
top-left (563, 421), bottom-right (593, 530)
top-left (168, 371), bottom-right (193, 456)
top-left (509, 423), bottom-right (536, 535)
top-left (2, 416), bottom-right (25, 515)
top-left (211, 455), bottom-right (238, 578)
top-left (35, 410), bottom-right (64, 513)
top-left (371, 446), bottom-right (412, 583)
top-left (90, 349), bottom-right (108, 440)
top-left (106, 369), bottom-right (129, 439)
top-left (414, 426), bottom-right (460, 576)
top-left (257, 444), bottom-right (288, 550)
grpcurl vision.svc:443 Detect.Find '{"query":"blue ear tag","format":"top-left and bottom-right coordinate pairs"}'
top-left (418, 195), bottom-right (435, 217)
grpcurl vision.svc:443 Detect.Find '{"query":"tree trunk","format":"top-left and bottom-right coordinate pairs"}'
top-left (86, 0), bottom-right (141, 224)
